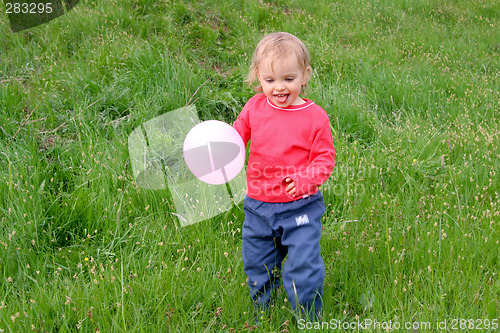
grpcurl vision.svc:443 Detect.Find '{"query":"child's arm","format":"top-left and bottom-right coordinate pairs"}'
top-left (232, 104), bottom-right (251, 147)
top-left (283, 121), bottom-right (335, 198)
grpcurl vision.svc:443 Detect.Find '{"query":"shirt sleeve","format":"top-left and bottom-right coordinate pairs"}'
top-left (283, 119), bottom-right (335, 198)
top-left (233, 102), bottom-right (251, 147)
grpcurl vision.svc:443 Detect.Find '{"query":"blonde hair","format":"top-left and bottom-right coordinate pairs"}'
top-left (247, 32), bottom-right (311, 92)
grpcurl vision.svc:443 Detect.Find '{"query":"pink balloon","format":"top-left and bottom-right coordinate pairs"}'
top-left (183, 120), bottom-right (245, 185)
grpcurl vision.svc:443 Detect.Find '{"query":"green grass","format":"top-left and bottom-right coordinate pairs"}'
top-left (1, 0), bottom-right (499, 331)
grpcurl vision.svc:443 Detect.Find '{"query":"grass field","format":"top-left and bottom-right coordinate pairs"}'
top-left (1, 0), bottom-right (499, 331)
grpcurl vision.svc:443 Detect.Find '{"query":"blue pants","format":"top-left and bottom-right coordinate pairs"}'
top-left (242, 191), bottom-right (326, 317)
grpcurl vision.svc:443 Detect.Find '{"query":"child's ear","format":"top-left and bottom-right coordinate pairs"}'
top-left (303, 66), bottom-right (312, 84)
top-left (301, 67), bottom-right (312, 94)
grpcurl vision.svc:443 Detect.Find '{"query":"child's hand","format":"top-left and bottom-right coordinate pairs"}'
top-left (284, 177), bottom-right (296, 197)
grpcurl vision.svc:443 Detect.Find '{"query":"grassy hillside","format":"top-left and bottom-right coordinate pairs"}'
top-left (0, 0), bottom-right (499, 331)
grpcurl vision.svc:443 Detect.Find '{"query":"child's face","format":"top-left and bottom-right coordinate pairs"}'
top-left (257, 55), bottom-right (311, 108)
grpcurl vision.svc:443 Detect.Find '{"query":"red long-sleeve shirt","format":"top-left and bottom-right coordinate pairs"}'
top-left (233, 93), bottom-right (335, 202)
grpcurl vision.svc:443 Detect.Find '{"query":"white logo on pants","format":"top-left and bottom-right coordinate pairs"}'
top-left (295, 214), bottom-right (310, 226)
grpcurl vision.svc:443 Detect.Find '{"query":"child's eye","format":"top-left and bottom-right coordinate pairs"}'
top-left (265, 79), bottom-right (274, 83)
top-left (286, 78), bottom-right (295, 82)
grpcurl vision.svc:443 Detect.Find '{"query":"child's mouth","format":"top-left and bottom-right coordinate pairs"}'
top-left (275, 94), bottom-right (288, 104)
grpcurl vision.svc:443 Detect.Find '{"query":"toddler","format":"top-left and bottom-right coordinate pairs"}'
top-left (233, 32), bottom-right (335, 319)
